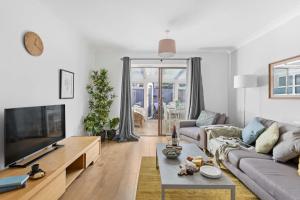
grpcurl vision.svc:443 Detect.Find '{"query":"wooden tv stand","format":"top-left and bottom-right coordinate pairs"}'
top-left (0, 136), bottom-right (101, 200)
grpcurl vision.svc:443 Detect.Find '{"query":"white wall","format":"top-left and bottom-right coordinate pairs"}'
top-left (94, 49), bottom-right (230, 118)
top-left (229, 15), bottom-right (300, 127)
top-left (0, 0), bottom-right (95, 168)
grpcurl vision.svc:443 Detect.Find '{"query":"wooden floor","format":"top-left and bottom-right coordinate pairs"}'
top-left (134, 120), bottom-right (158, 136)
top-left (60, 136), bottom-right (168, 200)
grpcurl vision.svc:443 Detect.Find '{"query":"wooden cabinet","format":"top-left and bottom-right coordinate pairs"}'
top-left (0, 136), bottom-right (101, 200)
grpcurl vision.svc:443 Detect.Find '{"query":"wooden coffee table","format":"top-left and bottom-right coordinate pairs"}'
top-left (156, 143), bottom-right (235, 200)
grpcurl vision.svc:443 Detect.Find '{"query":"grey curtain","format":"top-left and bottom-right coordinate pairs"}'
top-left (114, 57), bottom-right (139, 142)
top-left (188, 57), bottom-right (205, 119)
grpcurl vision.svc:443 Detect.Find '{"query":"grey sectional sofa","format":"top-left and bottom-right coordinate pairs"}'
top-left (222, 117), bottom-right (300, 200)
top-left (178, 113), bottom-right (228, 150)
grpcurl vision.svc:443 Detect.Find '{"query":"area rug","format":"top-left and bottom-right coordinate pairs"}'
top-left (136, 157), bottom-right (258, 200)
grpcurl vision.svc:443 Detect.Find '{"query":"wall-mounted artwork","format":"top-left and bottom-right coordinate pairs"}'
top-left (60, 69), bottom-right (74, 99)
top-left (24, 31), bottom-right (44, 56)
top-left (269, 55), bottom-right (300, 99)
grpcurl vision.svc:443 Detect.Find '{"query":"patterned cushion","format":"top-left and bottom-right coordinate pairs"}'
top-left (242, 118), bottom-right (265, 145)
top-left (256, 123), bottom-right (279, 154)
top-left (196, 110), bottom-right (219, 127)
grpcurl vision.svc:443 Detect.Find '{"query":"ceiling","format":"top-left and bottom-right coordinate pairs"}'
top-left (41, 0), bottom-right (300, 52)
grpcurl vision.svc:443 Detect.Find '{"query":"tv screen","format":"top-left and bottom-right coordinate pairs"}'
top-left (4, 104), bottom-right (65, 166)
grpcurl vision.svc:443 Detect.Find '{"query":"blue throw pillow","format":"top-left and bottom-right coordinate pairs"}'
top-left (242, 118), bottom-right (265, 145)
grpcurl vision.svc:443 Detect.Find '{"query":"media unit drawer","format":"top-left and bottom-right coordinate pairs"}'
top-left (31, 171), bottom-right (66, 200)
top-left (85, 142), bottom-right (100, 168)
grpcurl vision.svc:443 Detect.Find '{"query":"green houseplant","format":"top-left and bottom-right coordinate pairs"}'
top-left (84, 69), bottom-right (116, 137)
top-left (107, 117), bottom-right (120, 140)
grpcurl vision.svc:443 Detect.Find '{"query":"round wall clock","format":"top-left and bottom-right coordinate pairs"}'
top-left (24, 32), bottom-right (44, 56)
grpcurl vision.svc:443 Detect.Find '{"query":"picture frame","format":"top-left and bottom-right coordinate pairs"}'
top-left (269, 55), bottom-right (300, 99)
top-left (59, 69), bottom-right (74, 99)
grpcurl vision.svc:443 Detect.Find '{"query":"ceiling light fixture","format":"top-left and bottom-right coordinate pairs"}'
top-left (158, 30), bottom-right (176, 57)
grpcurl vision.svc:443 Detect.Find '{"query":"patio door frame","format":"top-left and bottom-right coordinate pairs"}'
top-left (131, 65), bottom-right (187, 136)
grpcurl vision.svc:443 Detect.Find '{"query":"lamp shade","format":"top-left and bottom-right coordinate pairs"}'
top-left (234, 75), bottom-right (257, 88)
top-left (158, 38), bottom-right (176, 57)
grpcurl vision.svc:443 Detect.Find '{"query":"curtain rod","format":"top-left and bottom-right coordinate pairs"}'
top-left (120, 57), bottom-right (192, 61)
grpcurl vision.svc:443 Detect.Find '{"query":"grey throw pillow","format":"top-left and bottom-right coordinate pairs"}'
top-left (196, 110), bottom-right (219, 127)
top-left (273, 139), bottom-right (300, 162)
top-left (216, 113), bottom-right (226, 124)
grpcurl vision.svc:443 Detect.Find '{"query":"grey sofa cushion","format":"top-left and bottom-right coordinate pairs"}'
top-left (240, 158), bottom-right (300, 200)
top-left (216, 113), bottom-right (226, 124)
top-left (273, 139), bottom-right (300, 162)
top-left (196, 110), bottom-right (219, 127)
top-left (178, 127), bottom-right (204, 141)
top-left (228, 149), bottom-right (272, 168)
top-left (279, 130), bottom-right (300, 142)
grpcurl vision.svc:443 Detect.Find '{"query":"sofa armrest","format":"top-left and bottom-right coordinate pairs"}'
top-left (179, 120), bottom-right (197, 128)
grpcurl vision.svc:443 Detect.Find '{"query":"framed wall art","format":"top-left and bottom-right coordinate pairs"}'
top-left (60, 69), bottom-right (74, 99)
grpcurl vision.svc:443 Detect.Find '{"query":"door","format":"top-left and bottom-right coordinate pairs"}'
top-left (160, 68), bottom-right (187, 135)
top-left (131, 65), bottom-right (187, 136)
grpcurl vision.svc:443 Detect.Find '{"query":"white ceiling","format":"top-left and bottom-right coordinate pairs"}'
top-left (41, 0), bottom-right (300, 52)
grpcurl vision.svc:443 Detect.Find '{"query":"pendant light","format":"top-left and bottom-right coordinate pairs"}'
top-left (158, 30), bottom-right (176, 57)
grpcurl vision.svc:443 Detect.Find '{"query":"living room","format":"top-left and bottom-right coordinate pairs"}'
top-left (0, 0), bottom-right (300, 200)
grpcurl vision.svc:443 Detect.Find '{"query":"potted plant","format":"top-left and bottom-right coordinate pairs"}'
top-left (83, 69), bottom-right (116, 138)
top-left (107, 117), bottom-right (120, 140)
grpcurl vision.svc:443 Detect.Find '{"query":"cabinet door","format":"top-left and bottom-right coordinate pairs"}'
top-left (85, 142), bottom-right (100, 168)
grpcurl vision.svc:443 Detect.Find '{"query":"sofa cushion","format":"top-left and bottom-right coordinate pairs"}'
top-left (256, 122), bottom-right (279, 154)
top-left (196, 110), bottom-right (219, 127)
top-left (215, 113), bottom-right (226, 124)
top-left (242, 118), bottom-right (265, 145)
top-left (178, 127), bottom-right (204, 141)
top-left (227, 149), bottom-right (272, 168)
top-left (273, 139), bottom-right (300, 162)
top-left (240, 158), bottom-right (300, 200)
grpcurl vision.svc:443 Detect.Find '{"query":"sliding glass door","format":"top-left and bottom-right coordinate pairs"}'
top-left (161, 68), bottom-right (187, 135)
top-left (131, 68), bottom-right (159, 136)
top-left (131, 66), bottom-right (187, 136)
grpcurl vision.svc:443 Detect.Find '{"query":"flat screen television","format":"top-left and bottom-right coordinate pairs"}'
top-left (4, 104), bottom-right (65, 167)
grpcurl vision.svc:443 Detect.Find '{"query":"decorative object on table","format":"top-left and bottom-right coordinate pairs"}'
top-left (83, 69), bottom-right (116, 137)
top-left (178, 160), bottom-right (199, 176)
top-left (234, 74), bottom-right (258, 127)
top-left (177, 156), bottom-right (204, 176)
top-left (162, 145), bottom-right (182, 159)
top-left (172, 125), bottom-right (178, 146)
top-left (23, 31), bottom-right (44, 56)
top-left (269, 54), bottom-right (300, 99)
top-left (200, 165), bottom-right (222, 179)
top-left (59, 69), bottom-right (74, 99)
top-left (28, 164), bottom-right (45, 180)
top-left (0, 175), bottom-right (29, 193)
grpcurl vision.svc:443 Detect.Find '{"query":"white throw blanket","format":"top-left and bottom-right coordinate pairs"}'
top-left (209, 136), bottom-right (254, 166)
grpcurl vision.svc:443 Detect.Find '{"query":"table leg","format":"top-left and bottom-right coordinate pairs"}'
top-left (161, 186), bottom-right (165, 200)
top-left (230, 187), bottom-right (236, 200)
top-left (156, 149), bottom-right (158, 169)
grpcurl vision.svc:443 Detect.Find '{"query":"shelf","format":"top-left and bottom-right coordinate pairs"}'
top-left (66, 168), bottom-right (84, 188)
top-left (65, 154), bottom-right (85, 188)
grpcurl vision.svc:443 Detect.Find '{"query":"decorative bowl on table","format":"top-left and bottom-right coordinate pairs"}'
top-left (162, 145), bottom-right (182, 159)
